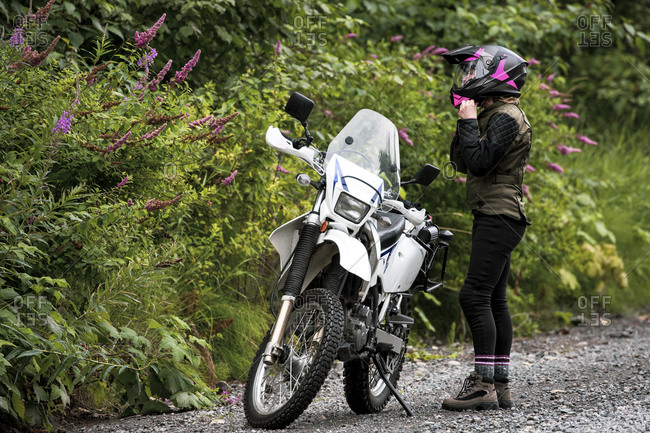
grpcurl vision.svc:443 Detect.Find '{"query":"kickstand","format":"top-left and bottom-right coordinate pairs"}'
top-left (371, 353), bottom-right (414, 417)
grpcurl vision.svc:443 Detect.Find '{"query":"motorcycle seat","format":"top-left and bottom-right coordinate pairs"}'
top-left (376, 210), bottom-right (405, 250)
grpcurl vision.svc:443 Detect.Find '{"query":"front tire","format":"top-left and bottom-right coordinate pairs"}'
top-left (343, 297), bottom-right (410, 414)
top-left (244, 288), bottom-right (343, 429)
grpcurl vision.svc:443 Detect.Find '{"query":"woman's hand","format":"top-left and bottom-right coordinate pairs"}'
top-left (458, 99), bottom-right (477, 119)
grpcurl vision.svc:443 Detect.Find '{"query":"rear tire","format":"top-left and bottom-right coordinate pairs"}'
top-left (243, 288), bottom-right (343, 429)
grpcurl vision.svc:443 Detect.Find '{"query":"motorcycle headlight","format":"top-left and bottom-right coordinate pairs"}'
top-left (334, 192), bottom-right (371, 224)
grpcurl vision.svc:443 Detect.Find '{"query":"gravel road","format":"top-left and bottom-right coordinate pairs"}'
top-left (64, 316), bottom-right (649, 433)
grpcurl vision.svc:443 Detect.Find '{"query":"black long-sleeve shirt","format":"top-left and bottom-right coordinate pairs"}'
top-left (450, 113), bottom-right (519, 177)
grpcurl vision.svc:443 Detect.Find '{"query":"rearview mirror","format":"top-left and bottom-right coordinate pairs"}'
top-left (401, 164), bottom-right (440, 186)
top-left (285, 92), bottom-right (314, 124)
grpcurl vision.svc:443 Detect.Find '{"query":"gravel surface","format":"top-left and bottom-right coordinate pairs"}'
top-left (63, 317), bottom-right (649, 433)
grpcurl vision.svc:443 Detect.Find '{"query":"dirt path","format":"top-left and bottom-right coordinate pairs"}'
top-left (63, 316), bottom-right (649, 432)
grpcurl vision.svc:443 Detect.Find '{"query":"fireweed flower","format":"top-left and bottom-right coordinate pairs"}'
top-left (526, 164), bottom-right (536, 173)
top-left (137, 48), bottom-right (158, 69)
top-left (413, 52), bottom-right (422, 60)
top-left (52, 111), bottom-right (73, 135)
top-left (148, 59), bottom-right (173, 91)
top-left (548, 162), bottom-right (564, 174)
top-left (563, 112), bottom-right (580, 119)
top-left (547, 73), bottom-right (556, 82)
top-left (276, 165), bottom-right (290, 174)
top-left (577, 134), bottom-right (598, 145)
top-left (549, 90), bottom-right (561, 98)
top-left (222, 170), bottom-right (238, 186)
top-left (390, 35), bottom-right (403, 42)
top-left (432, 47), bottom-right (449, 55)
top-left (552, 104), bottom-right (571, 111)
top-left (188, 115), bottom-right (213, 129)
top-left (103, 131), bottom-right (131, 155)
top-left (539, 83), bottom-right (551, 91)
top-left (134, 14), bottom-right (166, 48)
top-left (346, 33), bottom-right (357, 39)
top-left (274, 40), bottom-right (281, 55)
top-left (115, 176), bottom-right (129, 189)
top-left (548, 122), bottom-right (559, 130)
top-left (142, 123), bottom-right (167, 140)
top-left (557, 144), bottom-right (582, 155)
top-left (8, 28), bottom-right (25, 47)
top-left (528, 57), bottom-right (541, 66)
top-left (422, 45), bottom-right (436, 55)
top-left (522, 184), bottom-right (532, 201)
top-left (170, 50), bottom-right (200, 88)
top-left (398, 128), bottom-right (413, 146)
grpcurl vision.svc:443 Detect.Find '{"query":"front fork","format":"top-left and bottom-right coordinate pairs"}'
top-left (263, 193), bottom-right (324, 365)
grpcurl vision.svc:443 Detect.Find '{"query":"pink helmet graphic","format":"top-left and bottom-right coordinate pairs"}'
top-left (442, 44), bottom-right (529, 108)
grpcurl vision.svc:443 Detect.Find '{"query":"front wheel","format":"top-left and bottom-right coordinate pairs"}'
top-left (343, 296), bottom-right (410, 414)
top-left (244, 288), bottom-right (343, 429)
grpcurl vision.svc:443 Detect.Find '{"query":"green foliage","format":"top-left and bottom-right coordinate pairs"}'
top-left (0, 1), bottom-right (648, 429)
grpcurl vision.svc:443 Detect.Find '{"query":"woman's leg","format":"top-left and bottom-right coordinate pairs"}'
top-left (492, 255), bottom-right (513, 378)
top-left (458, 214), bottom-right (525, 378)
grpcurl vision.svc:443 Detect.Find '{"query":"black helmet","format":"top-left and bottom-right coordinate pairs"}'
top-left (442, 44), bottom-right (528, 108)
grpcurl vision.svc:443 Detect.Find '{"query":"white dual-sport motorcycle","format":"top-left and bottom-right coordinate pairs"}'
top-left (244, 93), bottom-right (453, 429)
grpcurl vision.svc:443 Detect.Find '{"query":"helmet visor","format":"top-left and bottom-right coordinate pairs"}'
top-left (452, 59), bottom-right (489, 90)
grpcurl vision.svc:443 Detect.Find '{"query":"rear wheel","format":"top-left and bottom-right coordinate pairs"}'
top-left (244, 288), bottom-right (343, 429)
top-left (343, 295), bottom-right (410, 414)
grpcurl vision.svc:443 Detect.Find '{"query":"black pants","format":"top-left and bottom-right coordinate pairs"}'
top-left (459, 212), bottom-right (526, 357)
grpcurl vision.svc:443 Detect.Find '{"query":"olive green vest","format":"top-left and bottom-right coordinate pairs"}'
top-left (466, 101), bottom-right (532, 222)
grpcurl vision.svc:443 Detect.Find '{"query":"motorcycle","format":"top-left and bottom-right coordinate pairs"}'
top-left (243, 93), bottom-right (453, 429)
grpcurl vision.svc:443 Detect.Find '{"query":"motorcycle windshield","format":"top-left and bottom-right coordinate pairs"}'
top-left (324, 109), bottom-right (401, 200)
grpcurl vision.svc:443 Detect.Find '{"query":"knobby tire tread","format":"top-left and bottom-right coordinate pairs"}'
top-left (244, 288), bottom-right (343, 429)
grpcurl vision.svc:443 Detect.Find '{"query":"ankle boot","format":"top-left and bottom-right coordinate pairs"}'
top-left (441, 371), bottom-right (499, 411)
top-left (493, 376), bottom-right (514, 409)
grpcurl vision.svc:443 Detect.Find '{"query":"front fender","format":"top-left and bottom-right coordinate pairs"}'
top-left (319, 229), bottom-right (371, 281)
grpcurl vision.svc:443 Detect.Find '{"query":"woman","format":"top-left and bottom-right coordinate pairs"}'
top-left (440, 45), bottom-right (531, 410)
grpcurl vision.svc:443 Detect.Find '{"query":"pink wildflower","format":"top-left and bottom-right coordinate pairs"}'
top-left (189, 115), bottom-right (213, 129)
top-left (527, 57), bottom-right (540, 66)
top-left (422, 45), bottom-right (436, 55)
top-left (432, 47), bottom-right (449, 55)
top-left (557, 144), bottom-right (582, 155)
top-left (548, 122), bottom-right (559, 130)
top-left (563, 112), bottom-right (580, 119)
top-left (522, 184), bottom-right (532, 201)
top-left (115, 176), bottom-right (129, 189)
top-left (370, 54), bottom-right (377, 59)
top-left (134, 14), bottom-right (166, 48)
top-left (454, 177), bottom-right (467, 184)
top-left (149, 59), bottom-right (173, 91)
top-left (413, 52), bottom-right (422, 60)
top-left (398, 128), bottom-right (413, 146)
top-left (390, 35), bottom-right (404, 42)
top-left (274, 40), bottom-right (281, 55)
top-left (547, 73), bottom-right (556, 82)
top-left (576, 134), bottom-right (598, 145)
top-left (103, 131), bottom-right (131, 156)
top-left (549, 90), bottom-right (561, 98)
top-left (127, 198), bottom-right (134, 206)
top-left (346, 33), bottom-right (357, 39)
top-left (169, 50), bottom-right (201, 88)
top-left (538, 83), bottom-right (551, 90)
top-left (548, 162), bottom-right (564, 174)
top-left (142, 123), bottom-right (167, 140)
top-left (525, 164), bottom-right (536, 173)
top-left (222, 170), bottom-right (238, 186)
top-left (275, 165), bottom-right (290, 174)
top-left (323, 109), bottom-right (334, 118)
top-left (552, 104), bottom-right (571, 110)
top-left (52, 110), bottom-right (73, 135)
